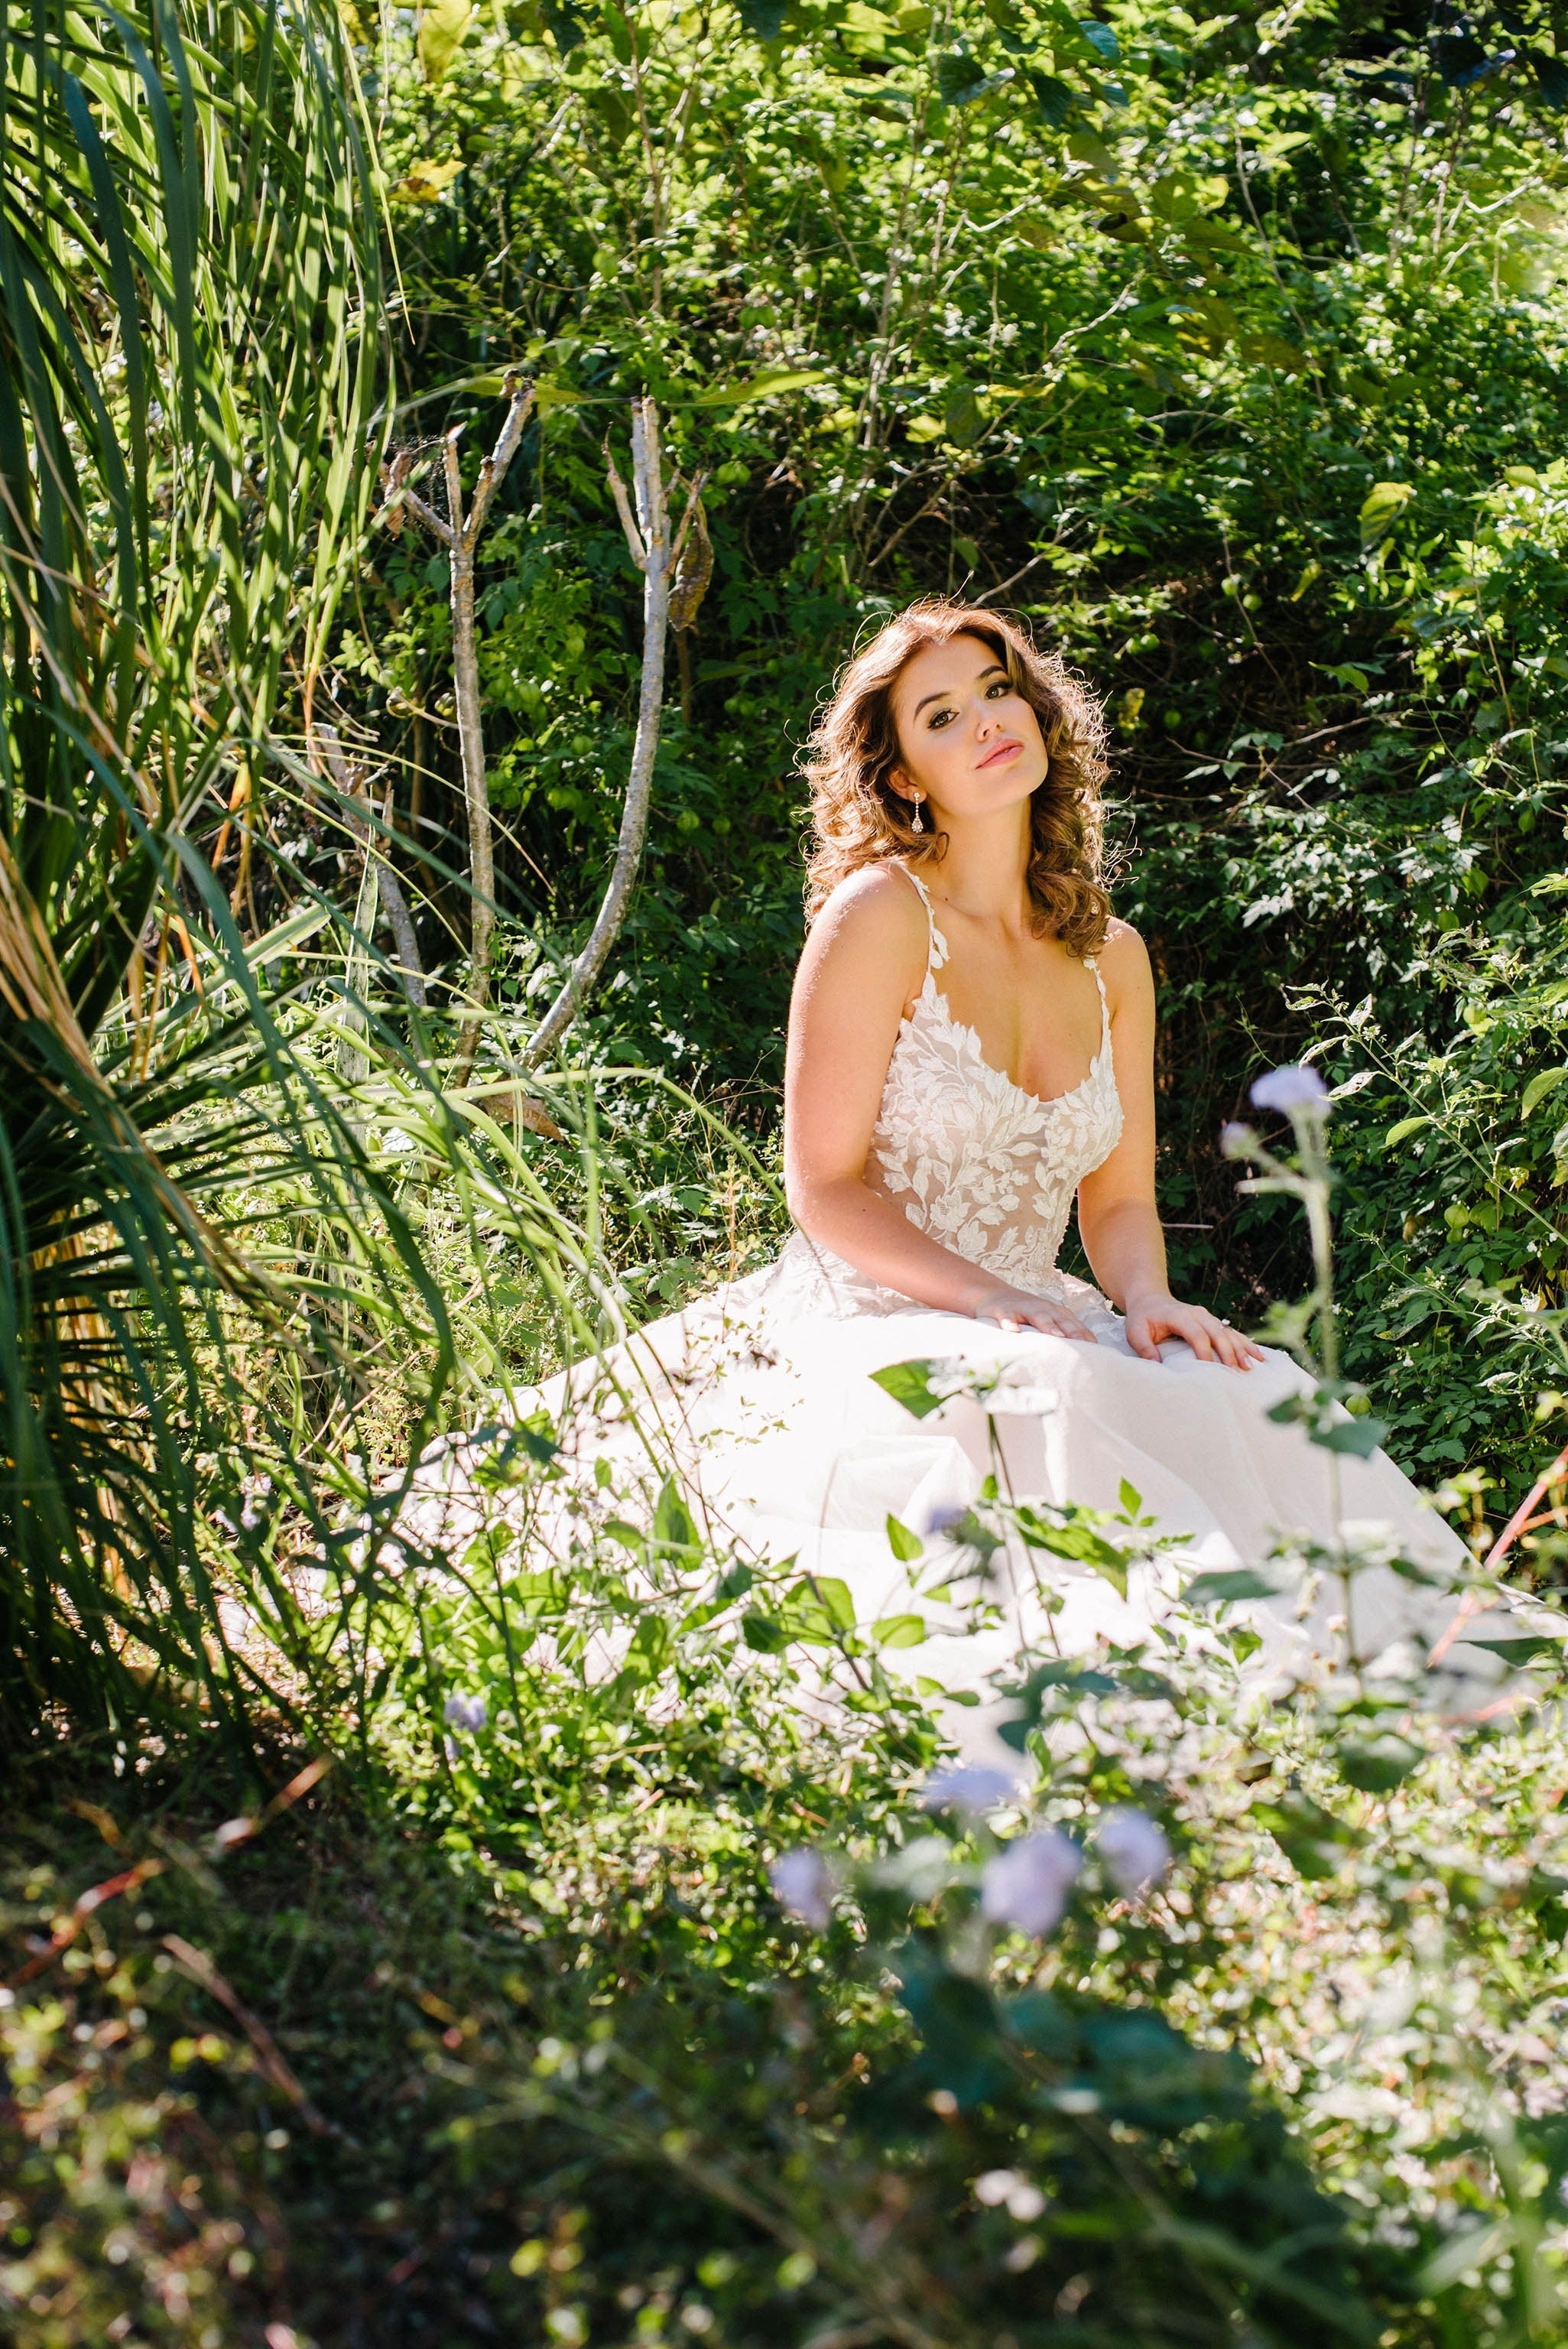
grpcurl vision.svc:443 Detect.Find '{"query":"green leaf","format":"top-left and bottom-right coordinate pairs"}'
top-left (1524, 1066), bottom-right (1568, 1118)
top-left (1530, 47), bottom-right (1568, 108)
top-left (741, 1612), bottom-right (790, 1653)
top-left (1076, 15), bottom-right (1118, 60)
top-left (653, 1480), bottom-right (700, 1551)
top-left (871, 1360), bottom-right (944, 1419)
top-left (1184, 1569), bottom-right (1278, 1605)
top-left (885, 1513), bottom-right (925, 1561)
top-left (739, 0), bottom-right (789, 34)
top-left (1313, 1415), bottom-right (1387, 1460)
top-left (1239, 332), bottom-right (1308, 374)
top-left (1385, 1115), bottom-right (1433, 1145)
top-left (693, 367), bottom-right (829, 408)
top-left (1472, 1636), bottom-right (1568, 1667)
top-left (1117, 1478), bottom-right (1142, 1517)
top-left (874, 1613), bottom-right (928, 1647)
top-left (806, 1575), bottom-right (856, 1632)
top-left (1027, 68), bottom-right (1075, 125)
top-left (418, 0), bottom-right (473, 81)
top-left (1359, 479), bottom-right (1414, 545)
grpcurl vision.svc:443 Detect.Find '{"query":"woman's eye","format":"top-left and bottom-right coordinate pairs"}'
top-left (986, 680), bottom-right (1010, 699)
top-left (927, 707), bottom-right (954, 729)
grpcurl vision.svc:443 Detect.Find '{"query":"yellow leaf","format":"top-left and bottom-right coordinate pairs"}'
top-left (388, 155), bottom-right (465, 203)
top-left (418, 0), bottom-right (472, 83)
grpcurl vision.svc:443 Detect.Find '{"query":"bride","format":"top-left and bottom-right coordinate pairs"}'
top-left (420, 599), bottom-right (1507, 1742)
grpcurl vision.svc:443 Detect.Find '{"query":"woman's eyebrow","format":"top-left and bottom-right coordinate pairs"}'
top-left (912, 663), bottom-right (1006, 715)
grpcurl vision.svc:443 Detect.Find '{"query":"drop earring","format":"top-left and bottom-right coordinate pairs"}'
top-left (911, 798), bottom-right (924, 834)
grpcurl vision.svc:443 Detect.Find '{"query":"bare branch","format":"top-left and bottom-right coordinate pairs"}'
top-left (463, 375), bottom-right (536, 551)
top-left (399, 489), bottom-right (457, 550)
top-left (605, 443), bottom-right (646, 570)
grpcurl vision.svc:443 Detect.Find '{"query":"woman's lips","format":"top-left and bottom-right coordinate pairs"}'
top-left (977, 737), bottom-right (1022, 769)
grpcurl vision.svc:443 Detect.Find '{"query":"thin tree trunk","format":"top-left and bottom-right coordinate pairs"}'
top-left (526, 398), bottom-right (702, 1067)
top-left (379, 377), bottom-right (534, 1071)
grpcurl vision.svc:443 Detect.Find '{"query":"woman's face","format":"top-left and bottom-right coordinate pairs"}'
top-left (888, 631), bottom-right (1047, 825)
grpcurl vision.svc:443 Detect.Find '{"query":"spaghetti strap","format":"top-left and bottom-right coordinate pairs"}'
top-left (893, 860), bottom-right (949, 972)
top-left (1087, 954), bottom-right (1111, 1040)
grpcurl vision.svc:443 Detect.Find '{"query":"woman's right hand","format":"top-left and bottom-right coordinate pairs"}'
top-left (970, 1284), bottom-right (1099, 1343)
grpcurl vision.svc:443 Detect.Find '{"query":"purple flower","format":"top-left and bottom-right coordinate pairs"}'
top-left (1250, 1064), bottom-right (1329, 1113)
top-left (443, 1691), bottom-right (487, 1734)
top-left (1219, 1120), bottom-right (1254, 1159)
top-left (979, 1830), bottom-right (1081, 1938)
top-left (920, 1766), bottom-right (1021, 1815)
top-left (769, 1847), bottom-right (834, 1930)
top-left (1096, 1808), bottom-right (1171, 1896)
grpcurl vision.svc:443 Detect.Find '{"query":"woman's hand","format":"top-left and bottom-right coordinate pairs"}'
top-left (1122, 1288), bottom-right (1264, 1370)
top-left (972, 1284), bottom-right (1099, 1343)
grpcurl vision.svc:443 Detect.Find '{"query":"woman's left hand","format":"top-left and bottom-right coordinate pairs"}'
top-left (1122, 1290), bottom-right (1265, 1370)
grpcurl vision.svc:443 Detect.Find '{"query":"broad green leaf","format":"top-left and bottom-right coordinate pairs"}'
top-left (653, 1480), bottom-right (700, 1552)
top-left (1027, 69), bottom-right (1074, 125)
top-left (1472, 1635), bottom-right (1568, 1667)
top-left (1359, 479), bottom-right (1414, 544)
top-left (418, 0), bottom-right (472, 83)
top-left (1523, 1066), bottom-right (1568, 1117)
top-left (874, 1613), bottom-right (927, 1647)
top-left (1076, 16), bottom-right (1118, 60)
top-left (1239, 331), bottom-right (1308, 374)
top-left (694, 367), bottom-right (829, 408)
top-left (1385, 1115), bottom-right (1433, 1145)
top-left (1313, 1415), bottom-right (1387, 1459)
top-left (1184, 1568), bottom-right (1277, 1605)
top-left (739, 0), bottom-right (788, 36)
top-left (741, 1612), bottom-right (789, 1653)
top-left (885, 1512), bottom-right (924, 1561)
top-left (803, 1574), bottom-right (856, 1632)
top-left (871, 1360), bottom-right (944, 1419)
top-left (1117, 1478), bottom-right (1142, 1517)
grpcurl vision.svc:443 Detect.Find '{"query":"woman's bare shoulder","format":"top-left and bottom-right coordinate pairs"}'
top-left (1096, 918), bottom-right (1153, 1005)
top-left (807, 862), bottom-right (930, 957)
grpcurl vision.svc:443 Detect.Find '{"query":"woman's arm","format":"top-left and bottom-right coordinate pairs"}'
top-left (1076, 924), bottom-right (1261, 1369)
top-left (784, 869), bottom-right (1098, 1340)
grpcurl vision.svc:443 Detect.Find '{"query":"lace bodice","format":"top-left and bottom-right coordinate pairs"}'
top-left (751, 865), bottom-right (1125, 1323)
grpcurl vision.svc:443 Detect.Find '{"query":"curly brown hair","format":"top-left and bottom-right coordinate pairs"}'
top-left (802, 599), bottom-right (1112, 959)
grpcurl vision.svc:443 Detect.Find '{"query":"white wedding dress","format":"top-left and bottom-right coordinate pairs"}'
top-left (412, 866), bottom-right (1517, 1753)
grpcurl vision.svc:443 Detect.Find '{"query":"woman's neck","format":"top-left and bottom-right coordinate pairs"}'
top-left (920, 798), bottom-right (1034, 927)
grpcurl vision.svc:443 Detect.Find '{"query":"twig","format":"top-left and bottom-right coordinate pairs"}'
top-left (1430, 1439), bottom-right (1568, 1666)
top-left (161, 1934), bottom-right (337, 2136)
top-left (5, 1857), bottom-right (166, 1989)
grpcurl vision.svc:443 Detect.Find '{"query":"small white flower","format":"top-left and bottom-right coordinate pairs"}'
top-left (920, 1766), bottom-right (1020, 1815)
top-left (1250, 1064), bottom-right (1329, 1112)
top-left (974, 2168), bottom-right (1046, 2221)
top-left (1219, 1119), bottom-right (1255, 1159)
top-left (443, 1691), bottom-right (487, 1734)
top-left (979, 1830), bottom-right (1081, 1938)
top-left (240, 1504), bottom-right (261, 1532)
top-left (1096, 1807), bottom-right (1171, 1896)
top-left (769, 1847), bottom-right (834, 1930)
